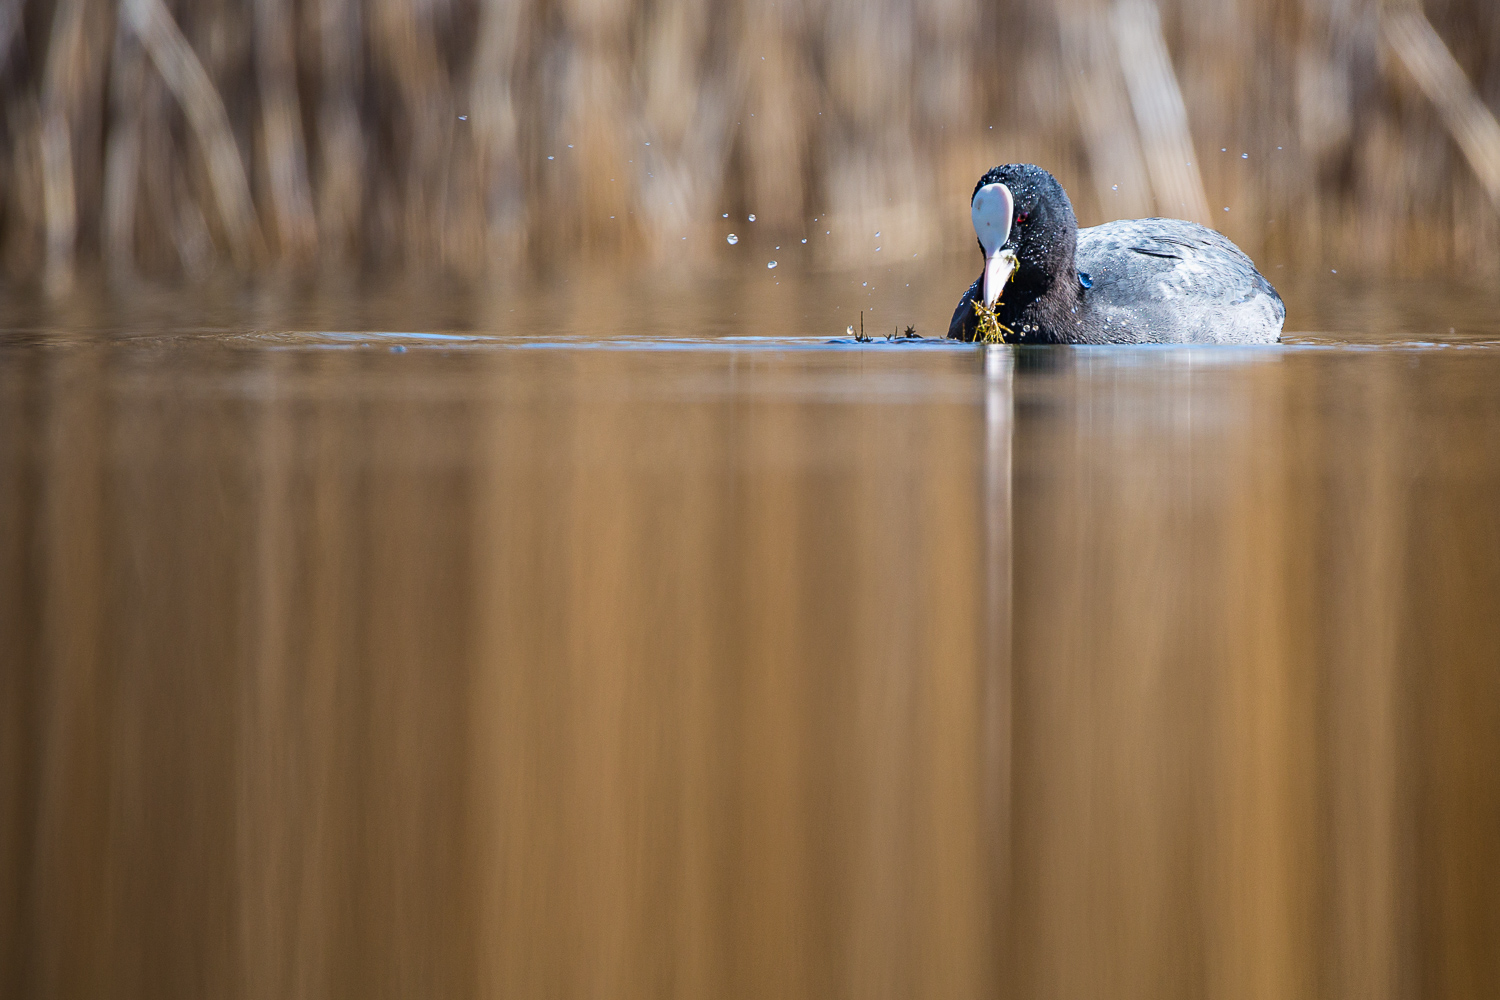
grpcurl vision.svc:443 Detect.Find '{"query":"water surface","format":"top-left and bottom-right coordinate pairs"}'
top-left (1, 267), bottom-right (1497, 1000)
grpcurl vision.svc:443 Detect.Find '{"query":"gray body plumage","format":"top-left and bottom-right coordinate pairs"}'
top-left (1072, 219), bottom-right (1284, 344)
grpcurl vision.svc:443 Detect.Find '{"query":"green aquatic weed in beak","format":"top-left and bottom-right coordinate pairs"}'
top-left (972, 284), bottom-right (1017, 344)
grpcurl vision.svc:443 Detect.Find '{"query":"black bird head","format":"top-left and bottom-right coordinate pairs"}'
top-left (970, 164), bottom-right (1079, 309)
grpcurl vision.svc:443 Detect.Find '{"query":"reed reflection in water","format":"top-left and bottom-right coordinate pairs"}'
top-left (0, 340), bottom-right (1497, 1000)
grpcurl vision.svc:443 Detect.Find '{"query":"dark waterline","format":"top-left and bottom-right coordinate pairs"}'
top-left (2, 270), bottom-right (1498, 1000)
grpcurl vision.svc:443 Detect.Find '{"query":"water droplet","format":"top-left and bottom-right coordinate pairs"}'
top-left (1241, 153), bottom-right (1248, 159)
top-left (874, 231), bottom-right (881, 237)
top-left (801, 239), bottom-right (807, 244)
top-left (645, 142), bottom-right (650, 145)
top-left (1331, 269), bottom-right (1337, 274)
top-left (1224, 207), bottom-right (1230, 211)
top-left (458, 115), bottom-right (467, 121)
top-left (726, 234), bottom-right (738, 245)
top-left (775, 246), bottom-right (780, 250)
top-left (847, 326), bottom-right (855, 336)
top-left (875, 247), bottom-right (881, 252)
top-left (1112, 184), bottom-right (1118, 191)
top-left (767, 261), bottom-right (777, 269)
top-left (722, 213), bottom-right (729, 218)
top-left (748, 214), bottom-right (756, 222)
top-left (862, 282), bottom-right (867, 287)
top-left (546, 156), bottom-right (554, 160)
top-left (1222, 148), bottom-right (1227, 152)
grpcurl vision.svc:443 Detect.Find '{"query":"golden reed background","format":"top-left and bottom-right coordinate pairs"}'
top-left (1, 344), bottom-right (1496, 999)
top-left (2, 0), bottom-right (1500, 287)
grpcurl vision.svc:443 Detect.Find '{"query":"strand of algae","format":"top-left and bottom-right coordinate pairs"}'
top-left (971, 250), bottom-right (1018, 343)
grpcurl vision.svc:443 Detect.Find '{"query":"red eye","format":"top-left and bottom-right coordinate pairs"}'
top-left (1017, 211), bottom-right (1030, 225)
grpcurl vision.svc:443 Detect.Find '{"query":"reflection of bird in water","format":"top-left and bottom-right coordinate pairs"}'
top-left (949, 164), bottom-right (1284, 344)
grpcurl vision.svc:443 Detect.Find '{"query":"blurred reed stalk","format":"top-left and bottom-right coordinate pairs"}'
top-left (1110, 0), bottom-right (1212, 223)
top-left (0, 0), bottom-right (1497, 287)
top-left (1384, 3), bottom-right (1500, 208)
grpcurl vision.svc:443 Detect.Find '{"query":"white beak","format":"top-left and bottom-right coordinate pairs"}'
top-left (971, 182), bottom-right (1016, 308)
top-left (983, 249), bottom-right (1017, 309)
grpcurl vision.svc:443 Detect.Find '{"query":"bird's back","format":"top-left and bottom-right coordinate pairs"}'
top-left (1076, 219), bottom-right (1284, 344)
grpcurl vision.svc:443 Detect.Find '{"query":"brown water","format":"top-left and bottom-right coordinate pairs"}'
top-left (2, 266), bottom-right (1498, 1000)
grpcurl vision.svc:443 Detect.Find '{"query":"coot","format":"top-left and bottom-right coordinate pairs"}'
top-left (948, 164), bottom-right (1284, 344)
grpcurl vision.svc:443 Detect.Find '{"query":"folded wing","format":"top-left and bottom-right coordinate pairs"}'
top-left (1078, 219), bottom-right (1284, 343)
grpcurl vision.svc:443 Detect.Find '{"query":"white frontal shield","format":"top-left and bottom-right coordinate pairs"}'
top-left (972, 182), bottom-right (1017, 308)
